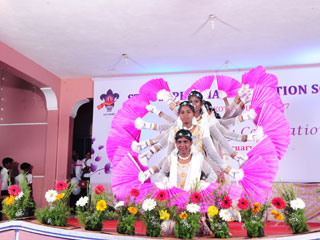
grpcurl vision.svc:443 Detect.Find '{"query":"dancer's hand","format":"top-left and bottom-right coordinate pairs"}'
top-left (138, 152), bottom-right (150, 166)
top-left (146, 105), bottom-right (161, 115)
top-left (218, 90), bottom-right (228, 99)
top-left (138, 170), bottom-right (152, 183)
top-left (238, 84), bottom-right (250, 97)
top-left (229, 168), bottom-right (244, 182)
top-left (234, 154), bottom-right (248, 167)
top-left (199, 180), bottom-right (210, 190)
top-left (247, 126), bottom-right (265, 143)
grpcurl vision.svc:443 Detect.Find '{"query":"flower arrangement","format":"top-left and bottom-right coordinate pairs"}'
top-left (206, 184), bottom-right (233, 238)
top-left (75, 184), bottom-right (117, 231)
top-left (2, 175), bottom-right (35, 219)
top-left (115, 188), bottom-right (141, 235)
top-left (273, 182), bottom-right (309, 234)
top-left (35, 180), bottom-right (75, 226)
top-left (237, 197), bottom-right (268, 238)
top-left (174, 191), bottom-right (202, 239)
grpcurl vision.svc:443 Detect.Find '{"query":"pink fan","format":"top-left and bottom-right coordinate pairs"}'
top-left (139, 78), bottom-right (170, 102)
top-left (112, 153), bottom-right (149, 200)
top-left (106, 126), bottom-right (136, 163)
top-left (112, 146), bottom-right (147, 169)
top-left (111, 104), bottom-right (143, 140)
top-left (199, 182), bottom-right (242, 213)
top-left (250, 85), bottom-right (284, 124)
top-left (216, 75), bottom-right (242, 97)
top-left (247, 136), bottom-right (279, 183)
top-left (138, 183), bottom-right (189, 208)
top-left (183, 75), bottom-right (215, 100)
top-left (239, 155), bottom-right (274, 203)
top-left (122, 95), bottom-right (149, 113)
top-left (257, 103), bottom-right (291, 160)
top-left (242, 66), bottom-right (278, 89)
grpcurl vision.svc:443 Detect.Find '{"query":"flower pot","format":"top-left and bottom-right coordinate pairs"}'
top-left (246, 221), bottom-right (265, 238)
top-left (85, 220), bottom-right (103, 231)
top-left (117, 219), bottom-right (136, 235)
top-left (212, 222), bottom-right (230, 238)
top-left (146, 222), bottom-right (162, 237)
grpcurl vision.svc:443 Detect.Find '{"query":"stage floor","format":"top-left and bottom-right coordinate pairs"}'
top-left (0, 219), bottom-right (320, 240)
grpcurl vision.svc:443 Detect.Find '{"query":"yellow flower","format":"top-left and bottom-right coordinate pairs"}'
top-left (179, 211), bottom-right (188, 219)
top-left (252, 203), bottom-right (261, 213)
top-left (56, 193), bottom-right (65, 200)
top-left (207, 206), bottom-right (218, 217)
top-left (5, 195), bottom-right (15, 206)
top-left (272, 210), bottom-right (284, 221)
top-left (128, 206), bottom-right (138, 215)
top-left (96, 200), bottom-right (107, 211)
top-left (159, 210), bottom-right (170, 220)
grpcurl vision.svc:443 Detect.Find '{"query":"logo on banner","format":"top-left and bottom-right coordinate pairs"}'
top-left (97, 89), bottom-right (120, 112)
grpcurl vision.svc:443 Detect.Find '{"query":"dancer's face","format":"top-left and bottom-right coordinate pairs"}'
top-left (189, 96), bottom-right (202, 114)
top-left (176, 136), bottom-right (192, 156)
top-left (179, 106), bottom-right (194, 125)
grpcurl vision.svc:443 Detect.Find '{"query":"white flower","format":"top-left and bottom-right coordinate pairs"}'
top-left (290, 198), bottom-right (305, 210)
top-left (76, 196), bottom-right (89, 207)
top-left (142, 198), bottom-right (156, 211)
top-left (15, 209), bottom-right (24, 217)
top-left (16, 191), bottom-right (24, 200)
top-left (45, 189), bottom-right (58, 203)
top-left (115, 201), bottom-right (125, 209)
top-left (219, 209), bottom-right (232, 222)
top-left (186, 203), bottom-right (200, 213)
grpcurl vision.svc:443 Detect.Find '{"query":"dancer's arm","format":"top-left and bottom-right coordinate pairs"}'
top-left (201, 160), bottom-right (217, 183)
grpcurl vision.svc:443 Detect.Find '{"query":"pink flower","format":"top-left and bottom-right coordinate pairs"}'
top-left (156, 190), bottom-right (168, 201)
top-left (237, 198), bottom-right (249, 210)
top-left (221, 195), bottom-right (232, 209)
top-left (130, 188), bottom-right (140, 197)
top-left (272, 197), bottom-right (286, 209)
top-left (94, 185), bottom-right (104, 194)
top-left (55, 181), bottom-right (68, 191)
top-left (8, 185), bottom-right (21, 196)
top-left (191, 192), bottom-right (202, 203)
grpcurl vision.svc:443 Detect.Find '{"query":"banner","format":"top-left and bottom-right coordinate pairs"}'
top-left (91, 67), bottom-right (320, 185)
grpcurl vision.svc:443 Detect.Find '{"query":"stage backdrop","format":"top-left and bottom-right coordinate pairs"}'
top-left (91, 67), bottom-right (320, 185)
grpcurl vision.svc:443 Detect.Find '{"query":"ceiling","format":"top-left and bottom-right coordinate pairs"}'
top-left (1, 0), bottom-right (320, 79)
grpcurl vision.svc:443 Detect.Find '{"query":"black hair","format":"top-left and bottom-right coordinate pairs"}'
top-left (188, 90), bottom-right (204, 102)
top-left (204, 101), bottom-right (221, 119)
top-left (178, 101), bottom-right (195, 114)
top-left (175, 129), bottom-right (193, 142)
top-left (20, 162), bottom-right (31, 172)
top-left (2, 157), bottom-right (13, 167)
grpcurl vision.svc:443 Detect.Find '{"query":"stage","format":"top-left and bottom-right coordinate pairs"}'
top-left (0, 219), bottom-right (320, 240)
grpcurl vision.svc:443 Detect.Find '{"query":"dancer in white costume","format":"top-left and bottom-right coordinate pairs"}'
top-left (138, 101), bottom-right (244, 183)
top-left (158, 129), bottom-right (216, 190)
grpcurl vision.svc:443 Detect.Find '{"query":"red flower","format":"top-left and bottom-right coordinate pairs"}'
top-left (130, 188), bottom-right (140, 197)
top-left (94, 185), bottom-right (104, 194)
top-left (191, 192), bottom-right (202, 203)
top-left (55, 181), bottom-right (68, 191)
top-left (156, 190), bottom-right (168, 201)
top-left (221, 195), bottom-right (232, 209)
top-left (237, 198), bottom-right (249, 210)
top-left (272, 197), bottom-right (286, 209)
top-left (8, 185), bottom-right (21, 196)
